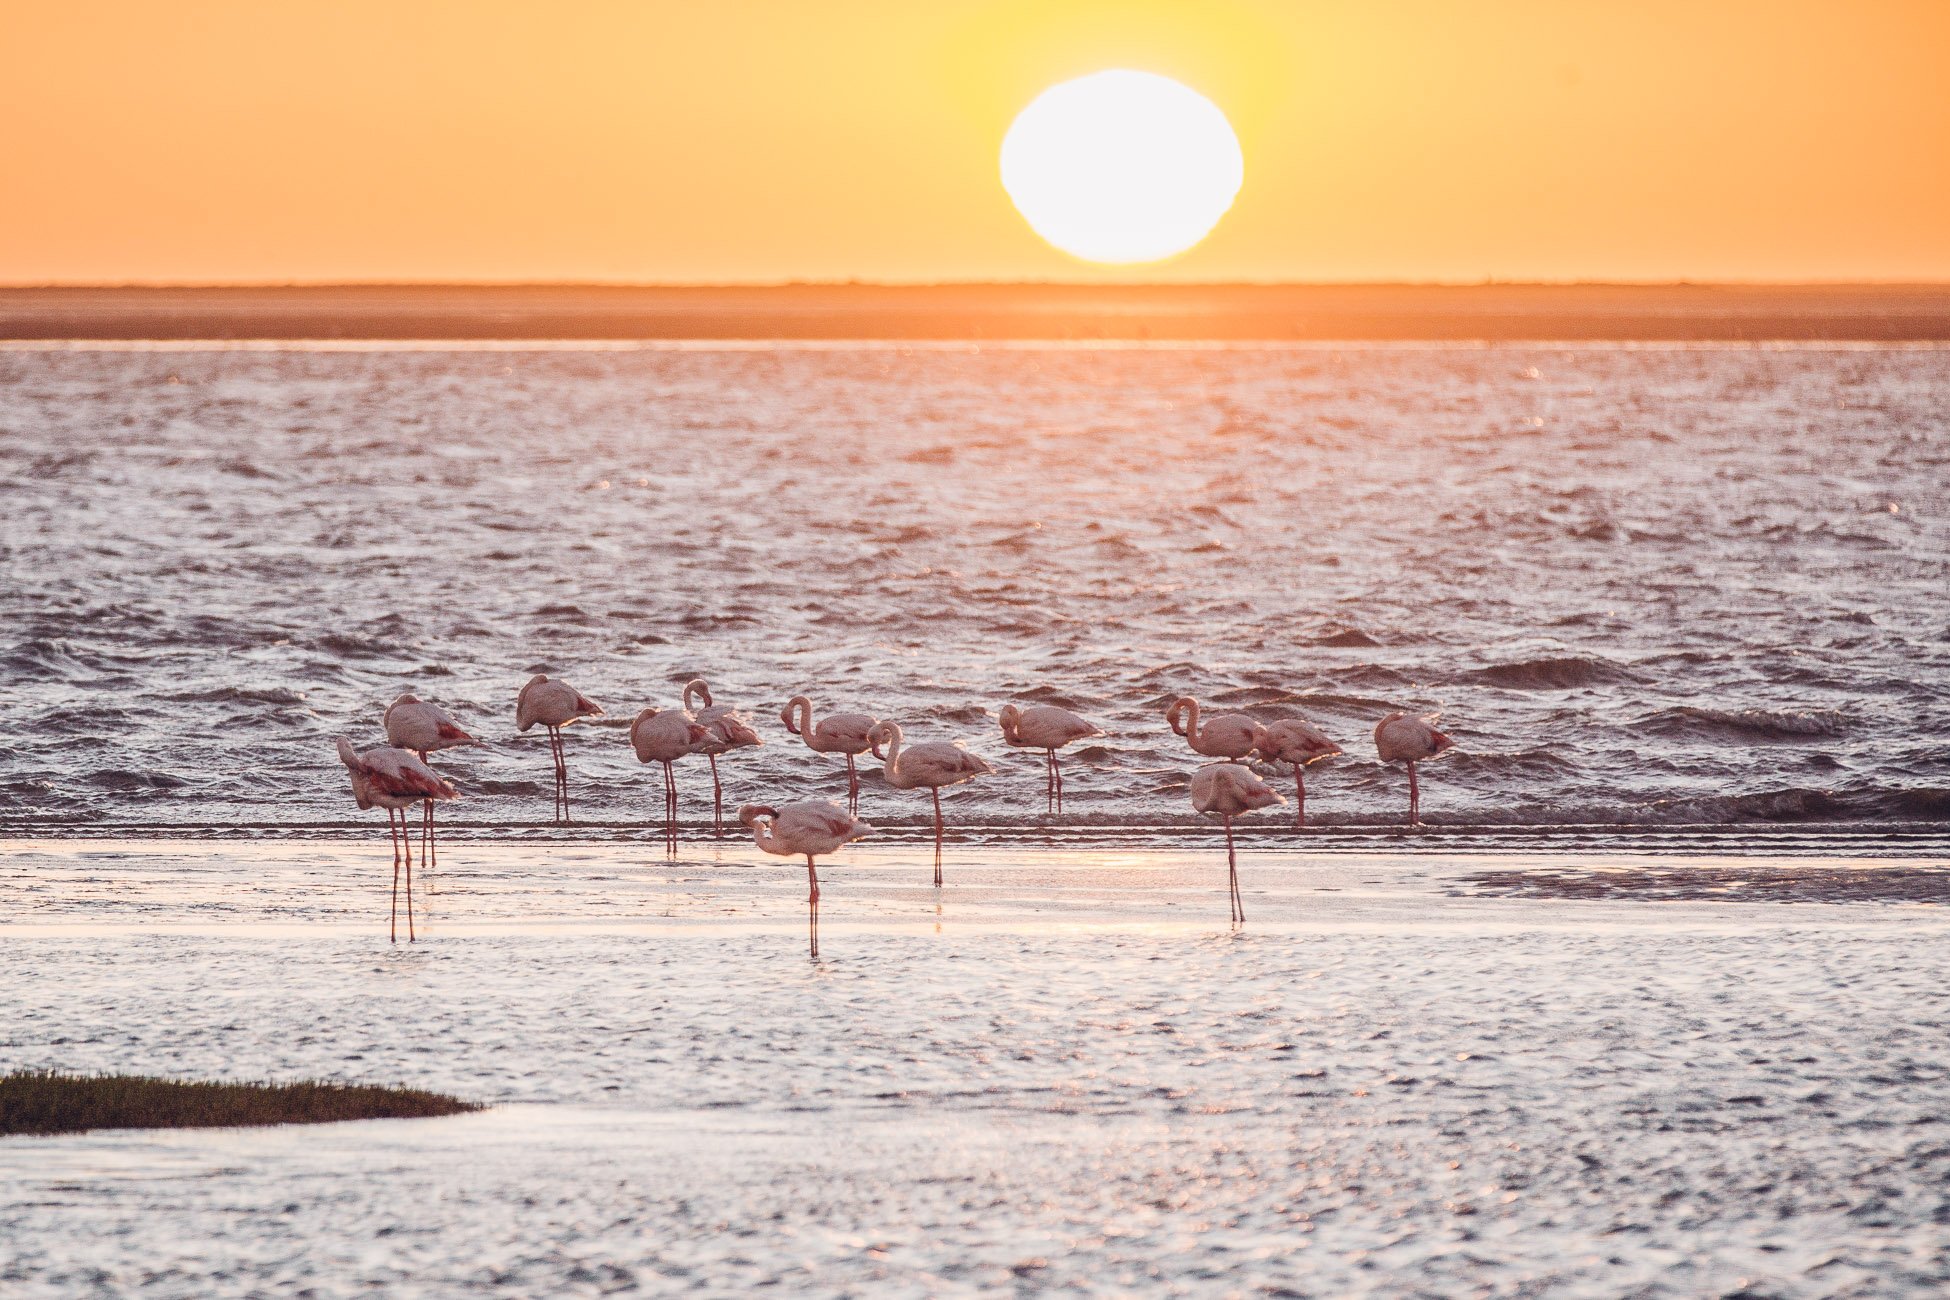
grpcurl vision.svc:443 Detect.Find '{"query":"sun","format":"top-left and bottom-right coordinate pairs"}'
top-left (1000, 70), bottom-right (1244, 265)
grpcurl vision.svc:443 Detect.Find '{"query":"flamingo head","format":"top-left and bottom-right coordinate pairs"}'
top-left (334, 736), bottom-right (360, 770)
top-left (780, 697), bottom-right (805, 735)
top-left (1166, 697), bottom-right (1193, 736)
top-left (867, 720), bottom-right (897, 761)
top-left (997, 703), bottom-right (1021, 740)
top-left (737, 803), bottom-right (778, 830)
top-left (683, 677), bottom-right (713, 711)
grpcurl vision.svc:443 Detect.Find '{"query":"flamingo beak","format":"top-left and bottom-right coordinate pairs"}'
top-left (870, 741), bottom-right (884, 760)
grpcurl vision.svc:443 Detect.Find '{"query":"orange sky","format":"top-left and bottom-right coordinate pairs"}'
top-left (3, 0), bottom-right (1947, 284)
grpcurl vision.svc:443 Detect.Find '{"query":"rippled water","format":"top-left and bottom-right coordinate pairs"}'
top-left (4, 341), bottom-right (1947, 832)
top-left (4, 843), bottom-right (1949, 1296)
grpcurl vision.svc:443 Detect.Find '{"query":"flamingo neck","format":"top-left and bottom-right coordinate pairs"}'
top-left (877, 726), bottom-right (902, 773)
top-left (786, 697), bottom-right (811, 738)
top-left (1178, 699), bottom-right (1201, 743)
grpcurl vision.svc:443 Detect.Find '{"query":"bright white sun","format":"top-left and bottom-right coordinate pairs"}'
top-left (1001, 70), bottom-right (1244, 265)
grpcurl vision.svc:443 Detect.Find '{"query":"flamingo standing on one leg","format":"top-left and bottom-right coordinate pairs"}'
top-left (738, 800), bottom-right (873, 958)
top-left (868, 721), bottom-right (993, 886)
top-left (516, 675), bottom-right (602, 824)
top-left (1165, 696), bottom-right (1265, 761)
top-left (382, 693), bottom-right (477, 870)
top-left (1374, 712), bottom-right (1455, 826)
top-left (1189, 762), bottom-right (1284, 924)
top-left (336, 738), bottom-right (458, 942)
top-left (998, 703), bottom-right (1103, 812)
top-left (681, 678), bottom-right (763, 836)
top-left (781, 696), bottom-right (877, 814)
top-left (631, 706), bottom-right (710, 854)
top-left (1254, 717), bottom-right (1342, 828)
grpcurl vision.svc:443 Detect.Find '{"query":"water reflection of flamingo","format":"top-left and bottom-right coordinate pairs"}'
top-left (336, 738), bottom-right (457, 942)
top-left (869, 721), bottom-right (992, 886)
top-left (515, 675), bottom-right (601, 823)
top-left (998, 703), bottom-right (1102, 812)
top-left (1253, 718), bottom-right (1341, 828)
top-left (781, 696), bottom-right (878, 814)
top-left (632, 706), bottom-right (710, 854)
top-left (1190, 762), bottom-right (1283, 924)
top-left (382, 693), bottom-right (476, 868)
top-left (739, 800), bottom-right (873, 958)
top-left (1374, 712), bottom-right (1455, 826)
top-left (682, 678), bottom-right (762, 835)
top-left (1166, 696), bottom-right (1263, 760)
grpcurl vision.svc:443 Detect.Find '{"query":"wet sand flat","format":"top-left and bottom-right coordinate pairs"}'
top-left (3, 839), bottom-right (1949, 1296)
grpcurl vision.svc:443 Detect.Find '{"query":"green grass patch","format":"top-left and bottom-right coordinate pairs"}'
top-left (1, 1070), bottom-right (482, 1137)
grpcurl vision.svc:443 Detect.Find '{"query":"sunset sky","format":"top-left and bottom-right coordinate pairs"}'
top-left (4, 0), bottom-right (1947, 284)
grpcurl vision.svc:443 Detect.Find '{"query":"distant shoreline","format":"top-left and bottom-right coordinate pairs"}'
top-left (5, 282), bottom-right (1950, 341)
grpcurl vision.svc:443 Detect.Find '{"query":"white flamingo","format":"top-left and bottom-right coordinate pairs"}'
top-left (1166, 696), bottom-right (1263, 760)
top-left (1374, 712), bottom-right (1455, 826)
top-left (336, 738), bottom-right (458, 942)
top-left (738, 800), bottom-right (873, 958)
top-left (682, 678), bottom-right (763, 835)
top-left (631, 706), bottom-right (711, 853)
top-left (1190, 762), bottom-right (1284, 923)
top-left (868, 720), bottom-right (993, 886)
top-left (1253, 717), bottom-right (1342, 828)
top-left (998, 703), bottom-right (1103, 811)
top-left (382, 693), bottom-right (476, 868)
top-left (781, 695), bottom-right (878, 814)
top-left (515, 675), bottom-right (602, 823)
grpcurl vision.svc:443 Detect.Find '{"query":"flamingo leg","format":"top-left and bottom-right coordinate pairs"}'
top-left (1294, 767), bottom-right (1306, 829)
top-left (1044, 749), bottom-right (1055, 813)
top-left (1226, 815), bottom-right (1244, 924)
top-left (1052, 749), bottom-right (1064, 812)
top-left (709, 753), bottom-right (724, 837)
top-left (932, 787), bottom-right (944, 887)
top-left (663, 761), bottom-right (678, 856)
top-left (845, 753), bottom-right (860, 814)
top-left (1407, 760), bottom-right (1420, 827)
top-left (403, 808), bottom-right (416, 942)
top-left (808, 856), bottom-right (820, 960)
top-left (558, 729), bottom-right (572, 824)
top-left (388, 808), bottom-right (400, 943)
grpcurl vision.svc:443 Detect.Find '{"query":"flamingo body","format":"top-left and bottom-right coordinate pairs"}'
top-left (1254, 717), bottom-right (1343, 828)
top-left (632, 706), bottom-right (711, 853)
top-left (1166, 697), bottom-right (1264, 760)
top-left (1374, 712), bottom-right (1455, 826)
top-left (336, 738), bottom-right (456, 942)
top-left (516, 674), bottom-right (601, 823)
top-left (782, 695), bottom-right (878, 813)
top-left (1189, 761), bottom-right (1284, 923)
top-left (999, 703), bottom-right (1103, 811)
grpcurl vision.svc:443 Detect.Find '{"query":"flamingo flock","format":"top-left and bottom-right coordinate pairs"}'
top-left (335, 675), bottom-right (1460, 943)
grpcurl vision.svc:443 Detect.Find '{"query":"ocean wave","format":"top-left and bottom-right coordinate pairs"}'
top-left (1635, 707), bottom-right (1852, 742)
top-left (1462, 657), bottom-right (1645, 690)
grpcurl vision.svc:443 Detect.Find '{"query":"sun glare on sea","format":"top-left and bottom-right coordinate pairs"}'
top-left (1001, 70), bottom-right (1244, 265)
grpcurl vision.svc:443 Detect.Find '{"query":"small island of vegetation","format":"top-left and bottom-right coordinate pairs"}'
top-left (1, 1071), bottom-right (482, 1137)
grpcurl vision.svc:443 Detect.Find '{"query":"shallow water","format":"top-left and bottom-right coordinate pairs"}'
top-left (3, 341), bottom-right (1948, 833)
top-left (3, 841), bottom-right (1949, 1296)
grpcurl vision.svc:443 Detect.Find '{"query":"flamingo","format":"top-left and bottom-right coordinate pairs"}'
top-left (631, 705), bottom-right (711, 853)
top-left (1165, 696), bottom-right (1264, 760)
top-left (336, 738), bottom-right (457, 942)
top-left (867, 720), bottom-right (993, 886)
top-left (382, 693), bottom-right (476, 869)
top-left (1254, 717), bottom-right (1343, 828)
top-left (997, 703), bottom-right (1103, 812)
top-left (738, 800), bottom-right (873, 958)
top-left (515, 675), bottom-right (602, 823)
top-left (1189, 762), bottom-right (1284, 923)
top-left (1374, 712), bottom-right (1455, 826)
top-left (681, 678), bottom-right (763, 835)
top-left (781, 695), bottom-right (878, 814)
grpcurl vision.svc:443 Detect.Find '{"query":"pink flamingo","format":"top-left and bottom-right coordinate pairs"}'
top-left (998, 703), bottom-right (1103, 811)
top-left (781, 695), bottom-right (877, 814)
top-left (1166, 696), bottom-right (1263, 760)
top-left (682, 678), bottom-right (763, 835)
top-left (738, 800), bottom-right (873, 958)
top-left (1253, 718), bottom-right (1342, 828)
top-left (1374, 712), bottom-right (1455, 825)
top-left (382, 693), bottom-right (476, 868)
top-left (631, 705), bottom-right (710, 853)
top-left (336, 738), bottom-right (457, 942)
top-left (1190, 762), bottom-right (1284, 923)
top-left (515, 675), bottom-right (602, 823)
top-left (868, 720), bottom-right (993, 885)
